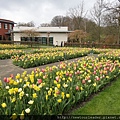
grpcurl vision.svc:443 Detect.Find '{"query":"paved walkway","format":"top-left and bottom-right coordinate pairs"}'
top-left (0, 54), bottom-right (98, 82)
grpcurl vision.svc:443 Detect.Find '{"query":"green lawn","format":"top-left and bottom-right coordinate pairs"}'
top-left (71, 77), bottom-right (120, 115)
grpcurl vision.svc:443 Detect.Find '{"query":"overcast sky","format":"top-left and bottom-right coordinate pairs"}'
top-left (0, 0), bottom-right (118, 26)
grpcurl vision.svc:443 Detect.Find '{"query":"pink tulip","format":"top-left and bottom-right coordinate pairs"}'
top-left (50, 67), bottom-right (52, 71)
top-left (41, 68), bottom-right (45, 73)
top-left (93, 71), bottom-right (96, 74)
top-left (38, 79), bottom-right (42, 84)
top-left (69, 74), bottom-right (72, 77)
top-left (94, 67), bottom-right (96, 71)
top-left (56, 76), bottom-right (59, 82)
top-left (75, 72), bottom-right (77, 75)
top-left (66, 73), bottom-right (69, 76)
top-left (74, 67), bottom-right (76, 70)
top-left (76, 86), bottom-right (79, 91)
top-left (77, 70), bottom-right (80, 74)
top-left (82, 80), bottom-right (86, 84)
top-left (96, 77), bottom-right (100, 81)
top-left (56, 90), bottom-right (60, 94)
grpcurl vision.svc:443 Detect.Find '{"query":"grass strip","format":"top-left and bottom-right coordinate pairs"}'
top-left (71, 77), bottom-right (120, 115)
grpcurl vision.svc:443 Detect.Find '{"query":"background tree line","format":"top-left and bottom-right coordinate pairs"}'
top-left (16, 0), bottom-right (120, 44)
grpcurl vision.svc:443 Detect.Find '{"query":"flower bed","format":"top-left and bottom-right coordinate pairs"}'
top-left (0, 56), bottom-right (120, 117)
top-left (0, 49), bottom-right (25, 60)
top-left (32, 47), bottom-right (91, 54)
top-left (98, 50), bottom-right (120, 61)
top-left (0, 44), bottom-right (28, 50)
top-left (12, 49), bottom-right (89, 68)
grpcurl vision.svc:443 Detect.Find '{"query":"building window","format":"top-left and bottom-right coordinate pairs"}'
top-left (0, 23), bottom-right (1, 29)
top-left (9, 24), bottom-right (12, 30)
top-left (49, 37), bottom-right (53, 45)
top-left (4, 24), bottom-right (8, 29)
top-left (42, 37), bottom-right (47, 45)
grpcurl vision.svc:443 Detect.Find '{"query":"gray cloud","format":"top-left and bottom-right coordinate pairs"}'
top-left (0, 0), bottom-right (98, 26)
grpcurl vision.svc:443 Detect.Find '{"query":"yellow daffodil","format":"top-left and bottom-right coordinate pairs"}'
top-left (11, 97), bottom-right (16, 103)
top-left (14, 88), bottom-right (18, 93)
top-left (61, 92), bottom-right (65, 99)
top-left (33, 93), bottom-right (37, 98)
top-left (16, 73), bottom-right (20, 79)
top-left (19, 91), bottom-right (24, 99)
top-left (1, 103), bottom-right (7, 108)
top-left (48, 90), bottom-right (52, 96)
top-left (8, 88), bottom-right (14, 95)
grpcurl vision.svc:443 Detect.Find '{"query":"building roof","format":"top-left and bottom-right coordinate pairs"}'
top-left (13, 26), bottom-right (71, 33)
top-left (0, 18), bottom-right (16, 24)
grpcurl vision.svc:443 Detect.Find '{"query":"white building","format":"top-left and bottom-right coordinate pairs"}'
top-left (13, 26), bottom-right (69, 46)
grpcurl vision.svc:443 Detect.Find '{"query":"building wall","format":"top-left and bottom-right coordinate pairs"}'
top-left (0, 19), bottom-right (14, 40)
top-left (13, 32), bottom-right (68, 46)
top-left (13, 27), bottom-right (68, 46)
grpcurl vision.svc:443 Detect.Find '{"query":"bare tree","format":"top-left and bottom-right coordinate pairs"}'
top-left (90, 0), bottom-right (106, 43)
top-left (103, 0), bottom-right (120, 44)
top-left (16, 21), bottom-right (35, 27)
top-left (20, 29), bottom-right (40, 41)
top-left (67, 0), bottom-right (86, 30)
top-left (40, 23), bottom-right (51, 27)
top-left (50, 16), bottom-right (67, 26)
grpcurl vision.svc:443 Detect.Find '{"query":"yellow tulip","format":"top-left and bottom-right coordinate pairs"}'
top-left (57, 99), bottom-right (62, 103)
top-left (57, 84), bottom-right (61, 88)
top-left (66, 94), bottom-right (70, 98)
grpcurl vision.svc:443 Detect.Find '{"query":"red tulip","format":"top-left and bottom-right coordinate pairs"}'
top-left (10, 74), bottom-right (14, 78)
top-left (4, 77), bottom-right (7, 82)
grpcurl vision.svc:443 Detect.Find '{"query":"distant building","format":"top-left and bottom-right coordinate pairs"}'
top-left (13, 26), bottom-right (69, 46)
top-left (0, 18), bottom-right (15, 40)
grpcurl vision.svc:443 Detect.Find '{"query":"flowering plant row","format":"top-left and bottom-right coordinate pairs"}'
top-left (0, 49), bottom-right (25, 60)
top-left (98, 50), bottom-right (120, 61)
top-left (33, 47), bottom-right (91, 54)
top-left (12, 49), bottom-right (89, 68)
top-left (0, 44), bottom-right (28, 50)
top-left (0, 56), bottom-right (120, 117)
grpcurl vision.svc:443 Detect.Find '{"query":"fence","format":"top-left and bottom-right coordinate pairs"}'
top-left (0, 40), bottom-right (120, 49)
top-left (0, 40), bottom-right (53, 47)
top-left (64, 42), bottom-right (120, 49)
